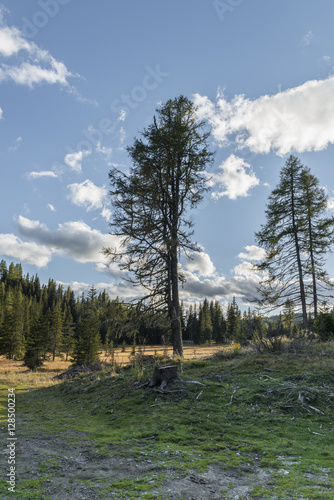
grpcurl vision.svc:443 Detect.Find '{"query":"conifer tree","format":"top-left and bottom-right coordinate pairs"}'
top-left (72, 301), bottom-right (101, 366)
top-left (256, 155), bottom-right (334, 326)
top-left (23, 314), bottom-right (45, 370)
top-left (198, 298), bottom-right (213, 344)
top-left (61, 313), bottom-right (75, 361)
top-left (104, 96), bottom-right (214, 356)
top-left (226, 297), bottom-right (241, 342)
top-left (49, 301), bottom-right (64, 360)
top-left (0, 289), bottom-right (24, 359)
top-left (299, 168), bottom-right (334, 317)
top-left (211, 300), bottom-right (225, 343)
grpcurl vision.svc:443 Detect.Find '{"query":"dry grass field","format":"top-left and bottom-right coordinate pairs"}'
top-left (0, 344), bottom-right (229, 387)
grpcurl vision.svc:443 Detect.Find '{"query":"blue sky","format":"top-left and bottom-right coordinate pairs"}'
top-left (1, 0), bottom-right (334, 310)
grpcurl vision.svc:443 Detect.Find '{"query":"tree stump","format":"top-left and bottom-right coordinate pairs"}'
top-left (149, 365), bottom-right (179, 389)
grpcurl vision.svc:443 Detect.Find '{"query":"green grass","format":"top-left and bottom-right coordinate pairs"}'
top-left (0, 342), bottom-right (333, 498)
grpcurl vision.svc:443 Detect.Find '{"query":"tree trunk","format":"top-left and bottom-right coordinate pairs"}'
top-left (170, 250), bottom-right (183, 357)
top-left (307, 216), bottom-right (318, 318)
top-left (291, 178), bottom-right (308, 330)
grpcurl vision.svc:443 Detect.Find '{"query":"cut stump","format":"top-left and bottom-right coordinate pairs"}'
top-left (149, 365), bottom-right (179, 389)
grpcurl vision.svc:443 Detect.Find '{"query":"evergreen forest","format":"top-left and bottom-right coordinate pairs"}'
top-left (1, 259), bottom-right (333, 370)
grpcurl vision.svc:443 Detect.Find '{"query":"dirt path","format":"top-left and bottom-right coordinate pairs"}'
top-left (1, 429), bottom-right (276, 499)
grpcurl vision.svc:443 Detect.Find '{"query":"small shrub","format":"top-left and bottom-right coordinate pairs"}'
top-left (23, 349), bottom-right (44, 371)
top-left (315, 311), bottom-right (334, 342)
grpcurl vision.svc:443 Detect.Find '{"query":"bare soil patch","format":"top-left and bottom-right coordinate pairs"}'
top-left (1, 430), bottom-right (275, 499)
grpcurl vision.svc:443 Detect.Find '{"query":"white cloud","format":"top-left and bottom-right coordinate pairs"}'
top-left (0, 24), bottom-right (74, 88)
top-left (238, 245), bottom-right (266, 261)
top-left (57, 279), bottom-right (141, 301)
top-left (233, 261), bottom-right (256, 277)
top-left (0, 233), bottom-right (52, 267)
top-left (17, 215), bottom-right (121, 264)
top-left (27, 170), bottom-right (58, 179)
top-left (328, 198), bottom-right (334, 211)
top-left (185, 249), bottom-right (216, 277)
top-left (208, 154), bottom-right (259, 200)
top-left (96, 141), bottom-right (112, 159)
top-left (0, 25), bottom-right (31, 57)
top-left (101, 207), bottom-right (112, 222)
top-left (47, 203), bottom-right (56, 212)
top-left (0, 106), bottom-right (2, 119)
top-left (67, 179), bottom-right (108, 211)
top-left (64, 150), bottom-right (91, 173)
top-left (194, 76), bottom-right (334, 156)
top-left (180, 269), bottom-right (260, 304)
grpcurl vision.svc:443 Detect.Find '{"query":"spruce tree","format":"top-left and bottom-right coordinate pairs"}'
top-left (23, 315), bottom-right (45, 370)
top-left (198, 298), bottom-right (213, 344)
top-left (61, 313), bottom-right (75, 361)
top-left (49, 301), bottom-right (64, 361)
top-left (72, 302), bottom-right (101, 366)
top-left (226, 297), bottom-right (240, 341)
top-left (0, 289), bottom-right (24, 359)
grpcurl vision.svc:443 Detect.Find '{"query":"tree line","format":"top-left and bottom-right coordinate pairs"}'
top-left (0, 261), bottom-right (166, 367)
top-left (0, 259), bottom-right (333, 368)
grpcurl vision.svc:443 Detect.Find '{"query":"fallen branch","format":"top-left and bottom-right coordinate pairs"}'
top-left (225, 388), bottom-right (237, 405)
top-left (196, 390), bottom-right (204, 400)
top-left (178, 378), bottom-right (206, 386)
top-left (308, 405), bottom-right (325, 415)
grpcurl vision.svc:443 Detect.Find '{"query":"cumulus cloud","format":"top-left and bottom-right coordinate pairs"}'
top-left (26, 170), bottom-right (58, 179)
top-left (0, 23), bottom-right (75, 88)
top-left (185, 249), bottom-right (216, 277)
top-left (17, 216), bottom-right (121, 264)
top-left (0, 233), bottom-right (52, 267)
top-left (64, 150), bottom-right (91, 173)
top-left (180, 270), bottom-right (260, 304)
top-left (179, 243), bottom-right (267, 304)
top-left (67, 179), bottom-right (108, 211)
top-left (207, 154), bottom-right (260, 200)
top-left (194, 76), bottom-right (334, 155)
top-left (47, 203), bottom-right (56, 212)
top-left (238, 245), bottom-right (266, 261)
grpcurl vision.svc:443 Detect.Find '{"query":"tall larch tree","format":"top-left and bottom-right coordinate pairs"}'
top-left (104, 96), bottom-right (214, 356)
